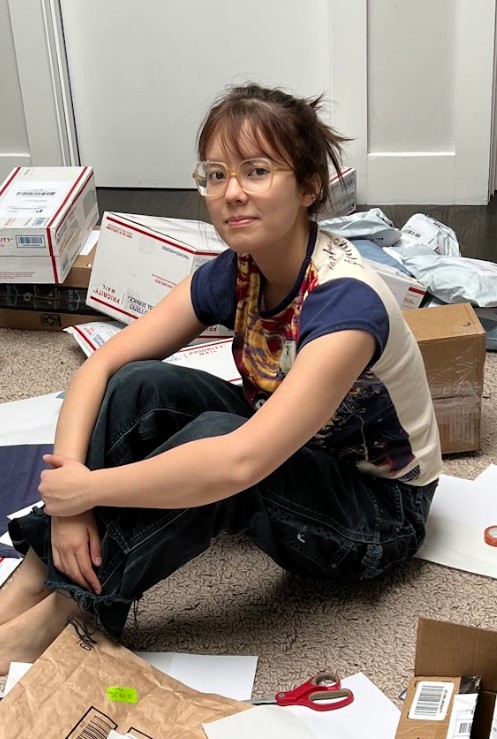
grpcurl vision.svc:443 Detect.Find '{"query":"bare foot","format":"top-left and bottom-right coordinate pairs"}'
top-left (0, 549), bottom-right (51, 626)
top-left (0, 591), bottom-right (82, 676)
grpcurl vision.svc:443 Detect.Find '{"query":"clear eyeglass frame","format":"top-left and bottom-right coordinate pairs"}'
top-left (192, 157), bottom-right (291, 197)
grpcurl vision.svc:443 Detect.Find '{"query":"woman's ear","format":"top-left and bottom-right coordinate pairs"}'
top-left (301, 174), bottom-right (321, 207)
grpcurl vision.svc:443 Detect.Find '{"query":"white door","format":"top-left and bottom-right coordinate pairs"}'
top-left (2, 0), bottom-right (78, 184)
top-left (329, 0), bottom-right (497, 204)
top-left (58, 0), bottom-right (334, 188)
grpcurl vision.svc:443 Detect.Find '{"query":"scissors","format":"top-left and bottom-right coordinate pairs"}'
top-left (248, 671), bottom-right (354, 712)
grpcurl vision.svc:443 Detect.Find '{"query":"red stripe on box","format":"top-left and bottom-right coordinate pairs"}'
top-left (106, 215), bottom-right (217, 257)
top-left (0, 167), bottom-right (21, 197)
top-left (72, 325), bottom-right (98, 352)
top-left (88, 295), bottom-right (136, 320)
top-left (329, 167), bottom-right (353, 183)
top-left (176, 338), bottom-right (233, 353)
top-left (46, 228), bottom-right (60, 284)
top-left (47, 167), bottom-right (92, 228)
top-left (409, 286), bottom-right (426, 295)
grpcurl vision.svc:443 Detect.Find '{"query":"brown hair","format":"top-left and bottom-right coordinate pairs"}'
top-left (197, 83), bottom-right (350, 217)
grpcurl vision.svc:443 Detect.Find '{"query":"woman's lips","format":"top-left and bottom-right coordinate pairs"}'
top-left (226, 217), bottom-right (255, 227)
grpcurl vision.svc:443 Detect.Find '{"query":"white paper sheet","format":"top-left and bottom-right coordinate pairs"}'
top-left (79, 229), bottom-right (99, 256)
top-left (0, 557), bottom-right (22, 586)
top-left (427, 471), bottom-right (497, 527)
top-left (203, 705), bottom-right (316, 739)
top-left (204, 673), bottom-right (400, 739)
top-left (136, 652), bottom-right (257, 701)
top-left (4, 662), bottom-right (32, 696)
top-left (0, 532), bottom-right (13, 548)
top-left (0, 392), bottom-right (62, 446)
top-left (415, 468), bottom-right (497, 577)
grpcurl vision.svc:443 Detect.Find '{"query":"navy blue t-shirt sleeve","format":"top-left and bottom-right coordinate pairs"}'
top-left (190, 248), bottom-right (238, 329)
top-left (298, 278), bottom-right (390, 362)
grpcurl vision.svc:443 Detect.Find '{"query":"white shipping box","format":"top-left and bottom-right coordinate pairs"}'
top-left (64, 320), bottom-right (241, 384)
top-left (329, 167), bottom-right (357, 216)
top-left (0, 166), bottom-right (98, 283)
top-left (86, 213), bottom-right (232, 340)
top-left (364, 258), bottom-right (427, 310)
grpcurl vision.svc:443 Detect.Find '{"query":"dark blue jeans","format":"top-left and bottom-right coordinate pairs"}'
top-left (10, 361), bottom-right (437, 639)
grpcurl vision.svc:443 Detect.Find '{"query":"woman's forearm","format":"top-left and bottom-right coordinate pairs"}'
top-left (89, 433), bottom-right (253, 510)
top-left (53, 357), bottom-right (113, 462)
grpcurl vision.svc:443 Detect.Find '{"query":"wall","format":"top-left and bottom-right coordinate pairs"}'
top-left (0, 0), bottom-right (30, 183)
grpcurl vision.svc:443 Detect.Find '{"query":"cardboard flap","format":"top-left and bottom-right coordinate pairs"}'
top-left (110, 212), bottom-right (226, 252)
top-left (403, 303), bottom-right (485, 342)
top-left (415, 618), bottom-right (497, 692)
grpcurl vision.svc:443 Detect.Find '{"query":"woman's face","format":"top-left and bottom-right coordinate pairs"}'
top-left (203, 124), bottom-right (315, 257)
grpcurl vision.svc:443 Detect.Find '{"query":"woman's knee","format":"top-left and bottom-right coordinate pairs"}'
top-left (106, 361), bottom-right (186, 405)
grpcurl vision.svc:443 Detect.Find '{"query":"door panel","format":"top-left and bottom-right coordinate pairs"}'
top-left (60, 0), bottom-right (333, 188)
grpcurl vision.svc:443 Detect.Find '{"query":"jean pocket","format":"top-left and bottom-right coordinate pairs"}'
top-left (98, 506), bottom-right (185, 554)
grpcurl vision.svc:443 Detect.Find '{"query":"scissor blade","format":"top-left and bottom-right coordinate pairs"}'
top-left (246, 697), bottom-right (277, 705)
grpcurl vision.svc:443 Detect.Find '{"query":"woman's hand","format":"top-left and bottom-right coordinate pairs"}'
top-left (39, 454), bottom-right (94, 517)
top-left (51, 511), bottom-right (102, 593)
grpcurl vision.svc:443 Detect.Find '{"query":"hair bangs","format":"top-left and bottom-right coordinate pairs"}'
top-left (199, 102), bottom-right (293, 168)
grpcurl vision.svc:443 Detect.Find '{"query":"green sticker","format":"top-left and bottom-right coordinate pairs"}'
top-left (106, 686), bottom-right (138, 704)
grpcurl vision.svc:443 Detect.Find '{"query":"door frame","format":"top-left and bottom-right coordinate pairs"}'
top-left (8, 0), bottom-right (79, 167)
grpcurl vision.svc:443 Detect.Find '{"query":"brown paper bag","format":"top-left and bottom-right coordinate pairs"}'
top-left (0, 624), bottom-right (250, 738)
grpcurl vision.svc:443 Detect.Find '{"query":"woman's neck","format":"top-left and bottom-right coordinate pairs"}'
top-left (253, 217), bottom-right (312, 310)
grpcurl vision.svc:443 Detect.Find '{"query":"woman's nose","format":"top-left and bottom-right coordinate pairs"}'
top-left (224, 174), bottom-right (248, 201)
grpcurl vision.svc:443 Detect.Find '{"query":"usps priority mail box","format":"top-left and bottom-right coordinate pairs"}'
top-left (86, 213), bottom-right (232, 340)
top-left (0, 166), bottom-right (98, 284)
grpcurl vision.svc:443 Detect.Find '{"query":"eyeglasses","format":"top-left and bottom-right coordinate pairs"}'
top-left (192, 157), bottom-right (292, 197)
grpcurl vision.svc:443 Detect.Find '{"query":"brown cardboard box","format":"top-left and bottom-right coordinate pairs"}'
top-left (396, 674), bottom-right (481, 738)
top-left (395, 618), bottom-right (497, 739)
top-left (403, 303), bottom-right (486, 454)
top-left (0, 245), bottom-right (109, 331)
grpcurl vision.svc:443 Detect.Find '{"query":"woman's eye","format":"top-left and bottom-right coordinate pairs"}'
top-left (248, 166), bottom-right (270, 178)
top-left (207, 169), bottom-right (226, 182)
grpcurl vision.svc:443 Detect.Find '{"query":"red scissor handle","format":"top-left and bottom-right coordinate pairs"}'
top-left (275, 672), bottom-right (355, 712)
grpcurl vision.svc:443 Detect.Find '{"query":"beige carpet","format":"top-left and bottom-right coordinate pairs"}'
top-left (1, 326), bottom-right (496, 707)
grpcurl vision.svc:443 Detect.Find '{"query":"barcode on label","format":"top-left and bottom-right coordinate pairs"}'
top-left (408, 680), bottom-right (454, 721)
top-left (404, 227), bottom-right (422, 239)
top-left (67, 707), bottom-right (116, 739)
top-left (456, 720), bottom-right (472, 735)
top-left (16, 236), bottom-right (45, 247)
top-left (33, 217), bottom-right (48, 226)
top-left (17, 190), bottom-right (56, 196)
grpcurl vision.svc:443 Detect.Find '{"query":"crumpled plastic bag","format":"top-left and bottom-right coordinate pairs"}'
top-left (388, 213), bottom-right (461, 257)
top-left (391, 245), bottom-right (497, 307)
top-left (319, 208), bottom-right (401, 247)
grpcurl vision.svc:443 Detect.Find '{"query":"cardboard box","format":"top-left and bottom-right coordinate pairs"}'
top-left (396, 675), bottom-right (480, 738)
top-left (395, 618), bottom-right (497, 739)
top-left (0, 166), bottom-right (98, 284)
top-left (0, 309), bottom-right (105, 331)
top-left (329, 167), bottom-right (357, 216)
top-left (0, 245), bottom-right (108, 331)
top-left (403, 303), bottom-right (486, 454)
top-left (66, 320), bottom-right (241, 384)
top-left (86, 213), bottom-right (233, 339)
top-left (364, 258), bottom-right (427, 310)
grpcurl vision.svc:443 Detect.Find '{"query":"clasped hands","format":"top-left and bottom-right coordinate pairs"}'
top-left (39, 453), bottom-right (95, 517)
